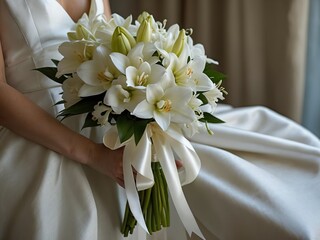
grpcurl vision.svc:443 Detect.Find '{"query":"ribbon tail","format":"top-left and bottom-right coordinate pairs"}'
top-left (152, 134), bottom-right (205, 239)
top-left (123, 144), bottom-right (149, 234)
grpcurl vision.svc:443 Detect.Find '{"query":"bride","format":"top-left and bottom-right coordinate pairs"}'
top-left (0, 0), bottom-right (319, 239)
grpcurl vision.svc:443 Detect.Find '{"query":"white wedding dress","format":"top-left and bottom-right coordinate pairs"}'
top-left (1, 0), bottom-right (320, 240)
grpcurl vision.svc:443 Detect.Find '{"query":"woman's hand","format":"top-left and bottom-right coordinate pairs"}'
top-left (87, 143), bottom-right (125, 187)
top-left (86, 143), bottom-right (183, 188)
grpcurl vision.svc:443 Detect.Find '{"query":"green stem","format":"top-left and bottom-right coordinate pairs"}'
top-left (121, 202), bottom-right (130, 234)
top-left (147, 201), bottom-right (153, 234)
top-left (160, 165), bottom-right (170, 226)
top-left (152, 172), bottom-right (161, 230)
top-left (155, 164), bottom-right (164, 227)
top-left (143, 187), bottom-right (152, 217)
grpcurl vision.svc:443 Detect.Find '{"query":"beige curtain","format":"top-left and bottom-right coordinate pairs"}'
top-left (109, 0), bottom-right (309, 122)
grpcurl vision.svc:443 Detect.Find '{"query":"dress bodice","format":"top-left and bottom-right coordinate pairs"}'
top-left (0, 0), bottom-right (103, 93)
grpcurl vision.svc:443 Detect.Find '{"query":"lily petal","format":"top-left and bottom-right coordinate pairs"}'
top-left (133, 100), bottom-right (154, 119)
top-left (126, 66), bottom-right (139, 87)
top-left (78, 84), bottom-right (105, 97)
top-left (192, 72), bottom-right (214, 92)
top-left (77, 60), bottom-right (102, 86)
top-left (154, 110), bottom-right (170, 130)
top-left (146, 84), bottom-right (163, 104)
top-left (110, 52), bottom-right (129, 74)
top-left (171, 106), bottom-right (196, 123)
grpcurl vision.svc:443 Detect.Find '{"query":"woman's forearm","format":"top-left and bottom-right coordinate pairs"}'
top-left (0, 82), bottom-right (94, 165)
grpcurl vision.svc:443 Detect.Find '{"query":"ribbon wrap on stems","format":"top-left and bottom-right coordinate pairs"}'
top-left (103, 123), bottom-right (205, 239)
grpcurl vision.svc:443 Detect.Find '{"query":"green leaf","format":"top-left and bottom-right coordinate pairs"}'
top-left (133, 118), bottom-right (151, 145)
top-left (82, 113), bottom-right (100, 129)
top-left (204, 63), bottom-right (226, 84)
top-left (54, 100), bottom-right (66, 106)
top-left (197, 92), bottom-right (208, 105)
top-left (199, 112), bottom-right (225, 124)
top-left (116, 112), bottom-right (134, 143)
top-left (58, 94), bottom-right (104, 118)
top-left (51, 59), bottom-right (60, 66)
top-left (34, 67), bottom-right (67, 84)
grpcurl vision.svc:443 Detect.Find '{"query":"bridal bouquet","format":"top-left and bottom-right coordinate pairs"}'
top-left (37, 10), bottom-right (226, 239)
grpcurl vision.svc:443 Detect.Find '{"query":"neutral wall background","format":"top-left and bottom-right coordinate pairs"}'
top-left (109, 0), bottom-right (309, 123)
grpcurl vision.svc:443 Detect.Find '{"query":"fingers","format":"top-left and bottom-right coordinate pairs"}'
top-left (115, 167), bottom-right (137, 188)
top-left (175, 159), bottom-right (183, 169)
top-left (116, 177), bottom-right (125, 188)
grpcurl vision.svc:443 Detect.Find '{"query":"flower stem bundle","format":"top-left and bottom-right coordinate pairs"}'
top-left (121, 162), bottom-right (169, 237)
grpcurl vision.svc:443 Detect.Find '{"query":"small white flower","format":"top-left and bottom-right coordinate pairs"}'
top-left (92, 102), bottom-right (112, 126)
top-left (181, 120), bottom-right (205, 138)
top-left (203, 85), bottom-right (225, 113)
top-left (61, 75), bottom-right (84, 108)
top-left (188, 94), bottom-right (203, 119)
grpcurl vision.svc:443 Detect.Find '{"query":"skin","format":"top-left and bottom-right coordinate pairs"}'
top-left (0, 0), bottom-right (125, 187)
top-left (57, 0), bottom-right (111, 21)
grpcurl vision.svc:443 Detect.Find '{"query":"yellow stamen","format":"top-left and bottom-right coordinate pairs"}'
top-left (186, 67), bottom-right (193, 77)
top-left (136, 72), bottom-right (149, 86)
top-left (98, 71), bottom-right (113, 86)
top-left (156, 99), bottom-right (172, 112)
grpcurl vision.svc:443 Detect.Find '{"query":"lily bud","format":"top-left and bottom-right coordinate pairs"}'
top-left (136, 16), bottom-right (152, 43)
top-left (111, 26), bottom-right (136, 55)
top-left (137, 11), bottom-right (151, 23)
top-left (68, 24), bottom-right (96, 41)
top-left (172, 29), bottom-right (186, 57)
top-left (67, 32), bottom-right (78, 41)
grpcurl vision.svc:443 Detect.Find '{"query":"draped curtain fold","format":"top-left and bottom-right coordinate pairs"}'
top-left (110, 0), bottom-right (309, 123)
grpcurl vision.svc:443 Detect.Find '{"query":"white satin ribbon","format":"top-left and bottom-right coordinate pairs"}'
top-left (103, 123), bottom-right (204, 239)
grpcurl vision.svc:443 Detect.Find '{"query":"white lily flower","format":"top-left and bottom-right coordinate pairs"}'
top-left (112, 14), bottom-right (134, 31)
top-left (133, 84), bottom-right (196, 130)
top-left (163, 52), bottom-right (213, 92)
top-left (126, 61), bottom-right (169, 89)
top-left (61, 75), bottom-right (84, 108)
top-left (154, 24), bottom-right (180, 54)
top-left (104, 78), bottom-right (145, 114)
top-left (186, 36), bottom-right (219, 65)
top-left (77, 46), bottom-right (119, 96)
top-left (110, 42), bottom-right (157, 74)
top-left (57, 42), bottom-right (95, 77)
top-left (186, 56), bottom-right (214, 91)
top-left (104, 14), bottom-right (137, 38)
top-left (92, 101), bottom-right (112, 126)
top-left (67, 12), bottom-right (107, 43)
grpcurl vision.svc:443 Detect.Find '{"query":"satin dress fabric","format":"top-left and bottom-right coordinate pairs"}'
top-left (0, 0), bottom-right (320, 240)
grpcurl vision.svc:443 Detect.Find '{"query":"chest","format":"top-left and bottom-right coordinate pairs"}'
top-left (56, 0), bottom-right (91, 22)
